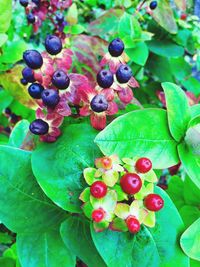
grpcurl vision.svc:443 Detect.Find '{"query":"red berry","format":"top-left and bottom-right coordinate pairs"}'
top-left (135, 157), bottom-right (152, 173)
top-left (180, 13), bottom-right (187, 20)
top-left (126, 216), bottom-right (140, 233)
top-left (101, 157), bottom-right (112, 170)
top-left (120, 173), bottom-right (142, 195)
top-left (90, 181), bottom-right (107, 198)
top-left (92, 209), bottom-right (105, 223)
top-left (144, 194), bottom-right (164, 211)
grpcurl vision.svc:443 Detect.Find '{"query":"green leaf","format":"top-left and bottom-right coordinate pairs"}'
top-left (162, 82), bottom-right (191, 141)
top-left (180, 218), bottom-right (200, 261)
top-left (185, 118), bottom-right (200, 156)
top-left (60, 216), bottom-right (106, 267)
top-left (17, 230), bottom-right (75, 267)
top-left (118, 13), bottom-right (141, 39)
top-left (178, 142), bottom-right (200, 189)
top-left (95, 109), bottom-right (179, 169)
top-left (66, 3), bottom-right (78, 25)
top-left (148, 40), bottom-right (184, 58)
top-left (32, 124), bottom-right (101, 213)
top-left (0, 0), bottom-right (12, 33)
top-left (0, 232), bottom-right (13, 244)
top-left (8, 120), bottom-right (30, 148)
top-left (0, 146), bottom-right (65, 233)
top-left (126, 42), bottom-right (149, 66)
top-left (91, 187), bottom-right (189, 267)
top-left (0, 90), bottom-right (13, 113)
top-left (0, 33), bottom-right (7, 47)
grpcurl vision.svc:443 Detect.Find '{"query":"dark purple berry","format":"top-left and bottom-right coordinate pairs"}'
top-left (28, 83), bottom-right (44, 99)
top-left (116, 64), bottom-right (132, 84)
top-left (56, 13), bottom-right (64, 24)
top-left (149, 1), bottom-right (157, 10)
top-left (52, 70), bottom-right (70, 89)
top-left (20, 78), bottom-right (28, 85)
top-left (97, 69), bottom-right (114, 88)
top-left (20, 0), bottom-right (29, 7)
top-left (108, 38), bottom-right (124, 57)
top-left (22, 67), bottom-right (35, 83)
top-left (41, 89), bottom-right (60, 108)
top-left (23, 50), bottom-right (43, 69)
top-left (27, 13), bottom-right (36, 24)
top-left (29, 119), bottom-right (49, 135)
top-left (90, 95), bottom-right (108, 113)
top-left (45, 35), bottom-right (62, 55)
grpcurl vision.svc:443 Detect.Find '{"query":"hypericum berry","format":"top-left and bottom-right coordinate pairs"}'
top-left (32, 0), bottom-right (40, 5)
top-left (28, 83), bottom-right (44, 99)
top-left (20, 78), bottom-right (28, 85)
top-left (144, 194), bottom-right (164, 211)
top-left (135, 158), bottom-right (152, 174)
top-left (10, 114), bottom-right (19, 124)
top-left (108, 38), bottom-right (124, 57)
top-left (45, 35), bottom-right (62, 55)
top-left (41, 89), bottom-right (60, 108)
top-left (20, 0), bottom-right (29, 7)
top-left (23, 50), bottom-right (43, 69)
top-left (149, 1), bottom-right (157, 10)
top-left (97, 69), bottom-right (114, 89)
top-left (22, 67), bottom-right (35, 83)
top-left (126, 216), bottom-right (140, 234)
top-left (4, 127), bottom-right (11, 134)
top-left (56, 13), bottom-right (64, 24)
top-left (116, 64), bottom-right (132, 84)
top-left (27, 13), bottom-right (36, 24)
top-left (52, 70), bottom-right (70, 89)
top-left (101, 157), bottom-right (112, 170)
top-left (92, 209), bottom-right (105, 223)
top-left (4, 108), bottom-right (11, 115)
top-left (90, 95), bottom-right (108, 113)
top-left (180, 13), bottom-right (187, 20)
top-left (120, 173), bottom-right (142, 195)
top-left (90, 181), bottom-right (107, 198)
top-left (29, 119), bottom-right (49, 135)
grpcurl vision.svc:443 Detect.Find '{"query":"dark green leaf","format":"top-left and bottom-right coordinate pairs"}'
top-left (148, 40), bottom-right (184, 58)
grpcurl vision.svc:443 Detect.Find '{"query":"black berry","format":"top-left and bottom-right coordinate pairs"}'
top-left (20, 0), bottom-right (29, 7)
top-left (90, 95), bottom-right (108, 113)
top-left (45, 35), bottom-right (62, 55)
top-left (20, 78), bottom-right (28, 85)
top-left (27, 13), bottom-right (36, 24)
top-left (52, 70), bottom-right (70, 89)
top-left (23, 50), bottom-right (43, 69)
top-left (116, 64), bottom-right (132, 84)
top-left (22, 67), bottom-right (35, 83)
top-left (10, 114), bottom-right (19, 124)
top-left (29, 119), bottom-right (49, 135)
top-left (28, 83), bottom-right (44, 99)
top-left (108, 38), bottom-right (124, 57)
top-left (97, 69), bottom-right (114, 88)
top-left (32, 0), bottom-right (40, 5)
top-left (41, 89), bottom-right (60, 108)
top-left (149, 1), bottom-right (157, 10)
top-left (4, 108), bottom-right (11, 115)
top-left (56, 13), bottom-right (64, 24)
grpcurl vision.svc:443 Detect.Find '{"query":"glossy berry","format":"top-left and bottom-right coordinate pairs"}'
top-left (45, 35), bottom-right (62, 55)
top-left (180, 13), bottom-right (187, 20)
top-left (52, 70), bottom-right (70, 89)
top-left (97, 69), bottom-right (114, 88)
top-left (20, 78), bottom-right (28, 85)
top-left (28, 83), bottom-right (44, 99)
top-left (22, 67), bottom-right (35, 83)
top-left (90, 181), bottom-right (107, 198)
top-left (32, 0), bottom-right (40, 5)
top-left (120, 173), bottom-right (142, 195)
top-left (27, 13), bottom-right (36, 24)
top-left (29, 119), bottom-right (49, 135)
top-left (20, 0), bottom-right (28, 7)
top-left (56, 13), bottom-right (64, 24)
top-left (108, 38), bottom-right (124, 57)
top-left (23, 50), bottom-right (43, 69)
top-left (126, 216), bottom-right (140, 233)
top-left (41, 89), bottom-right (60, 108)
top-left (149, 1), bottom-right (157, 10)
top-left (90, 95), bottom-right (108, 113)
top-left (135, 158), bottom-right (152, 173)
top-left (92, 209), bottom-right (105, 223)
top-left (144, 194), bottom-right (164, 211)
top-left (116, 64), bottom-right (132, 84)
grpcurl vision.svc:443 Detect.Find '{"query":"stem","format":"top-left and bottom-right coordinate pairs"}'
top-left (133, 0), bottom-right (147, 17)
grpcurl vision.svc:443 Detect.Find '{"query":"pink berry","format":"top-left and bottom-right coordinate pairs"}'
top-left (92, 209), bottom-right (105, 223)
top-left (126, 216), bottom-right (140, 233)
top-left (120, 173), bottom-right (142, 195)
top-left (135, 157), bottom-right (152, 173)
top-left (90, 181), bottom-right (107, 198)
top-left (144, 194), bottom-right (164, 211)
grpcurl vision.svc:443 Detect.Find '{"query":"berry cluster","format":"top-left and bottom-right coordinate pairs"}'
top-left (79, 155), bottom-right (164, 233)
top-left (0, 108), bottom-right (21, 135)
top-left (21, 36), bottom-right (139, 142)
top-left (19, 0), bottom-right (72, 36)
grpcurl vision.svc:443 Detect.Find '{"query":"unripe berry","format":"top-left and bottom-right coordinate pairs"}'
top-left (92, 209), bottom-right (105, 223)
top-left (90, 181), bottom-right (107, 198)
top-left (135, 158), bottom-right (152, 173)
top-left (144, 194), bottom-right (164, 211)
top-left (120, 173), bottom-right (142, 195)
